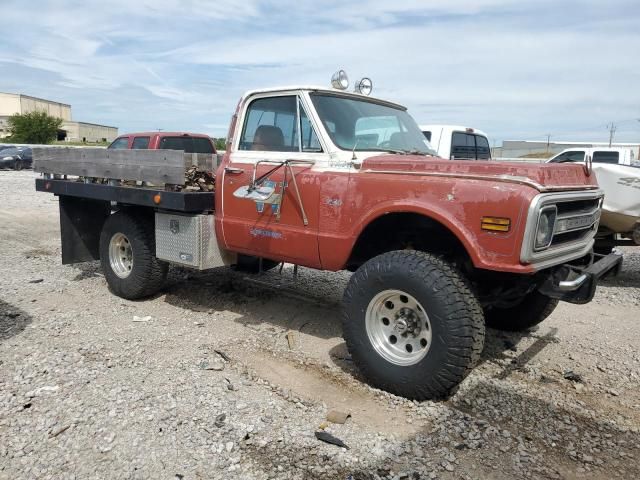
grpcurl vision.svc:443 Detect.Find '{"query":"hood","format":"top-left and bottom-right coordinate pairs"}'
top-left (360, 155), bottom-right (599, 192)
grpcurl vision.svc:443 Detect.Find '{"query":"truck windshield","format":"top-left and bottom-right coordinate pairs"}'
top-left (310, 93), bottom-right (436, 155)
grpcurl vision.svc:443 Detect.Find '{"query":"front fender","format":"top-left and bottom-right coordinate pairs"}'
top-left (318, 176), bottom-right (537, 273)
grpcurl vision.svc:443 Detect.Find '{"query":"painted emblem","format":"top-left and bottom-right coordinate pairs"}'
top-left (170, 219), bottom-right (180, 234)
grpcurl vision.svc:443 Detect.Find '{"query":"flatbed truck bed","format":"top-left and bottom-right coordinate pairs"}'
top-left (35, 178), bottom-right (215, 212)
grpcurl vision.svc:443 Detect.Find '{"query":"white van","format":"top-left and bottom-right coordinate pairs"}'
top-left (419, 125), bottom-right (491, 160)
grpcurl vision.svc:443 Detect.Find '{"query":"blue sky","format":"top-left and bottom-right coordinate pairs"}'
top-left (1, 0), bottom-right (639, 144)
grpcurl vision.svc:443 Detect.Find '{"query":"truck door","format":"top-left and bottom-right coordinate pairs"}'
top-left (220, 94), bottom-right (324, 268)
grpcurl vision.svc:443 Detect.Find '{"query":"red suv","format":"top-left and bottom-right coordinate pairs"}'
top-left (108, 132), bottom-right (216, 154)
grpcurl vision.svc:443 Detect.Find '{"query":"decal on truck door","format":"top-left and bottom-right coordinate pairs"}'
top-left (254, 179), bottom-right (282, 214)
top-left (249, 228), bottom-right (283, 239)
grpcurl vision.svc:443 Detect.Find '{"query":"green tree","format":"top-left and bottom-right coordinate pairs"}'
top-left (214, 137), bottom-right (226, 151)
top-left (7, 111), bottom-right (62, 144)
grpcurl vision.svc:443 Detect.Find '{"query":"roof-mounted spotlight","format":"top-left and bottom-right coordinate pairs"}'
top-left (354, 77), bottom-right (373, 96)
top-left (331, 69), bottom-right (349, 90)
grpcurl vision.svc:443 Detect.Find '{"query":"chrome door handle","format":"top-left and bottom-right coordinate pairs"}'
top-left (224, 166), bottom-right (244, 174)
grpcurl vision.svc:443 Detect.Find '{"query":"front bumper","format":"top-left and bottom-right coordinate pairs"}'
top-left (538, 251), bottom-right (623, 304)
top-left (0, 158), bottom-right (17, 168)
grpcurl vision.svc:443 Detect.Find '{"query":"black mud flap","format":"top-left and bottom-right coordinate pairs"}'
top-left (538, 252), bottom-right (623, 304)
top-left (59, 195), bottom-right (111, 264)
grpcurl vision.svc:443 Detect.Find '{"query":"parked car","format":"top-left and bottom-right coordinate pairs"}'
top-left (547, 147), bottom-right (640, 251)
top-left (420, 124), bottom-right (491, 160)
top-left (0, 146), bottom-right (32, 170)
top-left (547, 147), bottom-right (639, 167)
top-left (108, 132), bottom-right (216, 154)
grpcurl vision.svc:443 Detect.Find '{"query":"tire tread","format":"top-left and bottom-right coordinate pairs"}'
top-left (342, 250), bottom-right (485, 400)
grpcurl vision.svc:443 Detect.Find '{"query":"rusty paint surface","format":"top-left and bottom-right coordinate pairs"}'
top-left (215, 150), bottom-right (597, 274)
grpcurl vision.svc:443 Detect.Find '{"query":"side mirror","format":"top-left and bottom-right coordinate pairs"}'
top-left (233, 185), bottom-right (277, 203)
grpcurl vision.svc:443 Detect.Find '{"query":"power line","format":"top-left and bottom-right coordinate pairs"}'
top-left (518, 117), bottom-right (640, 142)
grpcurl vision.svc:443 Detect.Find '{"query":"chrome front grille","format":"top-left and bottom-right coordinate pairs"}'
top-left (521, 190), bottom-right (604, 270)
top-left (551, 198), bottom-right (601, 247)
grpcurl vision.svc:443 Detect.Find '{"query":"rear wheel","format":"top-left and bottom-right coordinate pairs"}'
top-left (484, 290), bottom-right (558, 331)
top-left (99, 210), bottom-right (168, 299)
top-left (342, 250), bottom-right (485, 400)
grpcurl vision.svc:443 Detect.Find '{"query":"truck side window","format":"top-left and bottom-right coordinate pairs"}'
top-left (450, 132), bottom-right (475, 159)
top-left (299, 102), bottom-right (322, 152)
top-left (549, 152), bottom-right (568, 163)
top-left (108, 137), bottom-right (129, 149)
top-left (567, 151), bottom-right (586, 162)
top-left (592, 151), bottom-right (619, 164)
top-left (160, 136), bottom-right (191, 152)
top-left (192, 137), bottom-right (215, 154)
top-left (475, 135), bottom-right (491, 160)
top-left (158, 136), bottom-right (213, 154)
top-left (240, 96), bottom-right (298, 152)
top-left (549, 151), bottom-right (585, 163)
top-left (132, 137), bottom-right (150, 149)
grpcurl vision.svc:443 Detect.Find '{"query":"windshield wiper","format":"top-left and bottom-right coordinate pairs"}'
top-left (400, 149), bottom-right (436, 157)
top-left (360, 147), bottom-right (407, 155)
top-left (353, 147), bottom-right (436, 156)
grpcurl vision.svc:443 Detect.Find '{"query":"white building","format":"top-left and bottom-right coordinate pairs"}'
top-left (0, 92), bottom-right (118, 142)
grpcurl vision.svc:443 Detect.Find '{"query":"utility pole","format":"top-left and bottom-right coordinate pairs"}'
top-left (606, 122), bottom-right (617, 147)
top-left (545, 134), bottom-right (551, 154)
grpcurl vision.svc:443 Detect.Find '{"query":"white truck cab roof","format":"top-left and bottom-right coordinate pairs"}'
top-left (240, 86), bottom-right (406, 110)
top-left (419, 124), bottom-right (491, 160)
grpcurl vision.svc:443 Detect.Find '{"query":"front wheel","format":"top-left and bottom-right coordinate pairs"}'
top-left (14, 160), bottom-right (22, 171)
top-left (99, 210), bottom-right (168, 299)
top-left (484, 290), bottom-right (558, 331)
top-left (342, 251), bottom-right (485, 400)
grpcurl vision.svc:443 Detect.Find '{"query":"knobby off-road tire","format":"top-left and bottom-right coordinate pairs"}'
top-left (99, 211), bottom-right (168, 300)
top-left (342, 250), bottom-right (485, 400)
top-left (484, 290), bottom-right (558, 332)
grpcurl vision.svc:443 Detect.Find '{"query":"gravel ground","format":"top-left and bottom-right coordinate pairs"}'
top-left (1, 170), bottom-right (639, 480)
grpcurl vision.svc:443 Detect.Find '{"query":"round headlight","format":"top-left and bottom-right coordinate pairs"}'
top-left (331, 69), bottom-right (349, 90)
top-left (354, 77), bottom-right (373, 96)
top-left (535, 206), bottom-right (557, 250)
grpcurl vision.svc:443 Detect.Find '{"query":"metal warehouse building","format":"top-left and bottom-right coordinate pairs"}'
top-left (0, 92), bottom-right (118, 142)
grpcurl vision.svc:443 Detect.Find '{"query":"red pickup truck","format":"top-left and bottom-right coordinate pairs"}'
top-left (107, 131), bottom-right (216, 154)
top-left (35, 82), bottom-right (621, 400)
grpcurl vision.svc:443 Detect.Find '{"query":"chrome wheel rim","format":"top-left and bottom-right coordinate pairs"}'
top-left (109, 233), bottom-right (133, 278)
top-left (365, 289), bottom-right (432, 366)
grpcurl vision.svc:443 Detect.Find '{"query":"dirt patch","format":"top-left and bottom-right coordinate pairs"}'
top-left (23, 247), bottom-right (54, 257)
top-left (241, 350), bottom-right (423, 437)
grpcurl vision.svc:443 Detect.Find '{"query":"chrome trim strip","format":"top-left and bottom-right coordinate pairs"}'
top-left (361, 169), bottom-right (600, 192)
top-left (558, 274), bottom-right (588, 291)
top-left (520, 190), bottom-right (604, 270)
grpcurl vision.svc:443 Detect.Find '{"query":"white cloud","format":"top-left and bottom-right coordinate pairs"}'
top-left (0, 0), bottom-right (638, 141)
